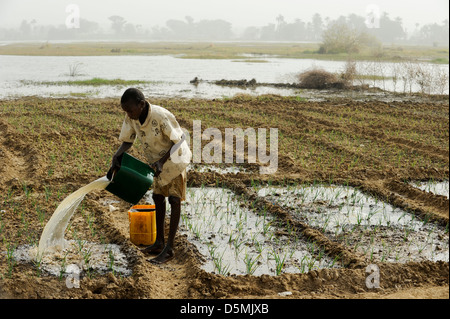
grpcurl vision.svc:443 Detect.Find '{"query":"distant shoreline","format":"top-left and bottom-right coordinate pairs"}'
top-left (0, 41), bottom-right (447, 64)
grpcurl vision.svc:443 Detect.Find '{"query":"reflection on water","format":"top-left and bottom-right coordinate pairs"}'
top-left (0, 55), bottom-right (448, 99)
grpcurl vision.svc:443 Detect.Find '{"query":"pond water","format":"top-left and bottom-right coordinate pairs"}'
top-left (1, 54), bottom-right (448, 99)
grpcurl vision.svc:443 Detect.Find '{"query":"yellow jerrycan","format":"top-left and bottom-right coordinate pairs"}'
top-left (128, 205), bottom-right (156, 246)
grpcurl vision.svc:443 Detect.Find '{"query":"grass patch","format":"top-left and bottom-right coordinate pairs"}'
top-left (69, 92), bottom-right (95, 97)
top-left (431, 58), bottom-right (449, 64)
top-left (354, 74), bottom-right (394, 81)
top-left (232, 59), bottom-right (269, 63)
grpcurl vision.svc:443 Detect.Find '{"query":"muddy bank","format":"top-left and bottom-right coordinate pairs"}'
top-left (191, 77), bottom-right (449, 103)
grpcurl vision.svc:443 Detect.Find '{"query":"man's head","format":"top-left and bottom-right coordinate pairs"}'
top-left (121, 88), bottom-right (146, 120)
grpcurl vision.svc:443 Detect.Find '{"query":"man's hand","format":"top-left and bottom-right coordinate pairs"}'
top-left (150, 160), bottom-right (163, 177)
top-left (149, 134), bottom-right (185, 179)
top-left (107, 142), bottom-right (132, 180)
top-left (111, 152), bottom-right (123, 171)
top-left (107, 153), bottom-right (123, 180)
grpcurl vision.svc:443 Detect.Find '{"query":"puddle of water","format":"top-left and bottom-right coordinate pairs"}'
top-left (257, 184), bottom-right (449, 263)
top-left (411, 181), bottom-right (449, 199)
top-left (187, 163), bottom-right (247, 174)
top-left (13, 240), bottom-right (132, 278)
top-left (179, 187), bottom-right (340, 276)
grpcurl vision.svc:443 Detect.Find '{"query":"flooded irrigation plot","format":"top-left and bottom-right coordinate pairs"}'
top-left (12, 240), bottom-right (132, 279)
top-left (256, 184), bottom-right (449, 264)
top-left (410, 180), bottom-right (449, 199)
top-left (179, 187), bottom-right (341, 276)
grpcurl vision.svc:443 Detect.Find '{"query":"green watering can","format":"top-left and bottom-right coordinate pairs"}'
top-left (106, 153), bottom-right (155, 204)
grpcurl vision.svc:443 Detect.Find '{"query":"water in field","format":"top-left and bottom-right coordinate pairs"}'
top-left (411, 180), bottom-right (449, 199)
top-left (14, 240), bottom-right (132, 278)
top-left (0, 54), bottom-right (447, 99)
top-left (173, 187), bottom-right (341, 276)
top-left (257, 184), bottom-right (449, 263)
top-left (187, 163), bottom-right (247, 175)
top-left (0, 55), bottom-right (306, 99)
top-left (37, 176), bottom-right (110, 257)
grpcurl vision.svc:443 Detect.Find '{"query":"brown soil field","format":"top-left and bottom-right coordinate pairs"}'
top-left (0, 95), bottom-right (448, 302)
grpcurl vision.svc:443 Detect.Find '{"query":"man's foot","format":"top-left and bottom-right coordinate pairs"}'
top-left (141, 242), bottom-right (164, 255)
top-left (148, 246), bottom-right (174, 264)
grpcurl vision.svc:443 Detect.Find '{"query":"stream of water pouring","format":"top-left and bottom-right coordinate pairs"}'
top-left (37, 176), bottom-right (110, 258)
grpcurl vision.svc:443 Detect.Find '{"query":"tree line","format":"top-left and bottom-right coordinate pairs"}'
top-left (1, 13), bottom-right (448, 46)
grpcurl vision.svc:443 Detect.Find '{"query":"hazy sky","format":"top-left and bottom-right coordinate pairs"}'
top-left (0, 0), bottom-right (448, 32)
